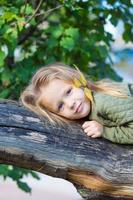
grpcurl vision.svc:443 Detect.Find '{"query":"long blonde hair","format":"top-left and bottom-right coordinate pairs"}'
top-left (20, 62), bottom-right (127, 125)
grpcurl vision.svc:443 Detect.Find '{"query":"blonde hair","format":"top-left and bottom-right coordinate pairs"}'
top-left (20, 62), bottom-right (127, 125)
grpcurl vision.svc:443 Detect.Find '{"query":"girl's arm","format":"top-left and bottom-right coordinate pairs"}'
top-left (83, 82), bottom-right (133, 144)
top-left (100, 95), bottom-right (133, 144)
top-left (102, 124), bottom-right (133, 144)
top-left (82, 120), bottom-right (133, 144)
top-left (82, 120), bottom-right (103, 138)
top-left (94, 86), bottom-right (133, 144)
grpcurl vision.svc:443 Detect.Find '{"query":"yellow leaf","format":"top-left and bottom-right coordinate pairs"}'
top-left (74, 65), bottom-right (87, 86)
top-left (84, 87), bottom-right (94, 103)
top-left (73, 77), bottom-right (82, 87)
top-left (79, 73), bottom-right (87, 86)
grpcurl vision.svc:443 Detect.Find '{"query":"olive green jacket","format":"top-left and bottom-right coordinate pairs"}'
top-left (89, 82), bottom-right (133, 144)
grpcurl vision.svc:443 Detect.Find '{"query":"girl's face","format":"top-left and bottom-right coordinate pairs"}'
top-left (41, 79), bottom-right (91, 120)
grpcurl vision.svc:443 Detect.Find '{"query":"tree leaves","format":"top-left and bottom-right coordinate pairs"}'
top-left (17, 181), bottom-right (31, 193)
top-left (65, 27), bottom-right (79, 40)
top-left (60, 36), bottom-right (75, 51)
top-left (123, 23), bottom-right (133, 42)
top-left (0, 0), bottom-right (132, 77)
top-left (97, 45), bottom-right (108, 59)
top-left (0, 164), bottom-right (40, 193)
top-left (0, 49), bottom-right (6, 67)
top-left (60, 27), bottom-right (79, 51)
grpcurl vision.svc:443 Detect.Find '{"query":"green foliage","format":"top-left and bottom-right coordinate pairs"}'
top-left (0, 0), bottom-right (132, 193)
top-left (0, 0), bottom-right (133, 100)
top-left (0, 49), bottom-right (6, 66)
top-left (0, 164), bottom-right (40, 192)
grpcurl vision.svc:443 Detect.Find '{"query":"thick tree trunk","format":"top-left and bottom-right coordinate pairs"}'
top-left (0, 99), bottom-right (133, 199)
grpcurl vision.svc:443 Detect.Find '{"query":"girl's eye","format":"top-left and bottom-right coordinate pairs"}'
top-left (66, 88), bottom-right (72, 95)
top-left (58, 88), bottom-right (72, 111)
top-left (58, 102), bottom-right (64, 111)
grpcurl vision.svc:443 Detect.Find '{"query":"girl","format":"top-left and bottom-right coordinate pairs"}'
top-left (20, 63), bottom-right (133, 144)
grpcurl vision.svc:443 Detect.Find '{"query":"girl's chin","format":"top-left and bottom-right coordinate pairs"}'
top-left (76, 111), bottom-right (89, 119)
top-left (80, 104), bottom-right (90, 116)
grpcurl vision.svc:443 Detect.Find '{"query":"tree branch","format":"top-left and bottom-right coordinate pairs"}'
top-left (24, 0), bottom-right (43, 25)
top-left (0, 99), bottom-right (133, 199)
top-left (18, 4), bottom-right (63, 45)
top-left (34, 4), bottom-right (63, 17)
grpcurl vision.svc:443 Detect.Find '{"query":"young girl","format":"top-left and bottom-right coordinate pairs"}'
top-left (20, 63), bottom-right (133, 144)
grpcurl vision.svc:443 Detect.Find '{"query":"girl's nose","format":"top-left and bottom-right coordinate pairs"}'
top-left (65, 99), bottom-right (75, 109)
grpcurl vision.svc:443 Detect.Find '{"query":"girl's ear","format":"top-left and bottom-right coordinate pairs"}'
top-left (24, 94), bottom-right (36, 106)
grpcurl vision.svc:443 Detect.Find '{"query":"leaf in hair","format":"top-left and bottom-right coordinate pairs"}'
top-left (84, 87), bottom-right (94, 104)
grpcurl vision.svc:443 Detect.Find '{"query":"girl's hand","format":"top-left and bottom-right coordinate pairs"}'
top-left (82, 120), bottom-right (103, 138)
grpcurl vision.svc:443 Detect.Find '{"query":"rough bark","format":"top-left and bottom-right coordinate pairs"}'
top-left (0, 99), bottom-right (133, 199)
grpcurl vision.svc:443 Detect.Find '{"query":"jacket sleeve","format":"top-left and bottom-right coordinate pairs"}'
top-left (102, 124), bottom-right (133, 144)
top-left (98, 89), bottom-right (133, 144)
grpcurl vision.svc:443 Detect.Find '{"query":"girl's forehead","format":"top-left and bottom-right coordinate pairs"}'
top-left (41, 79), bottom-right (71, 91)
top-left (48, 78), bottom-right (71, 88)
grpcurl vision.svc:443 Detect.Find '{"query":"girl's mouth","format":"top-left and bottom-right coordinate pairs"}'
top-left (75, 102), bottom-right (82, 113)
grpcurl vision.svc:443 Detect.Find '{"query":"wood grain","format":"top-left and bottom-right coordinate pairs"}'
top-left (0, 99), bottom-right (133, 199)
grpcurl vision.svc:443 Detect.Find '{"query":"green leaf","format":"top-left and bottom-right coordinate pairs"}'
top-left (110, 16), bottom-right (118, 26)
top-left (0, 0), bottom-right (6, 5)
top-left (60, 37), bottom-right (75, 51)
top-left (30, 171), bottom-right (40, 180)
top-left (65, 27), bottom-right (79, 40)
top-left (0, 165), bottom-right (9, 176)
top-left (0, 18), bottom-right (5, 28)
top-left (52, 26), bottom-right (64, 38)
top-left (20, 4), bottom-right (34, 15)
top-left (3, 27), bottom-right (18, 49)
top-left (0, 89), bottom-right (10, 98)
top-left (1, 69), bottom-right (11, 86)
top-left (17, 181), bottom-right (31, 193)
top-left (88, 33), bottom-right (97, 46)
top-left (17, 17), bottom-right (26, 31)
top-left (8, 168), bottom-right (23, 180)
top-left (123, 23), bottom-right (133, 42)
top-left (3, 12), bottom-right (18, 21)
top-left (46, 38), bottom-right (58, 48)
top-left (98, 45), bottom-right (108, 58)
top-left (0, 50), bottom-right (6, 67)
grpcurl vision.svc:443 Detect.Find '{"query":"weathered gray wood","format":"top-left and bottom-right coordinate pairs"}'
top-left (0, 99), bottom-right (133, 199)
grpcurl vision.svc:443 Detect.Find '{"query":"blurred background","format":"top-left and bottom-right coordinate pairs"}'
top-left (0, 0), bottom-right (133, 199)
